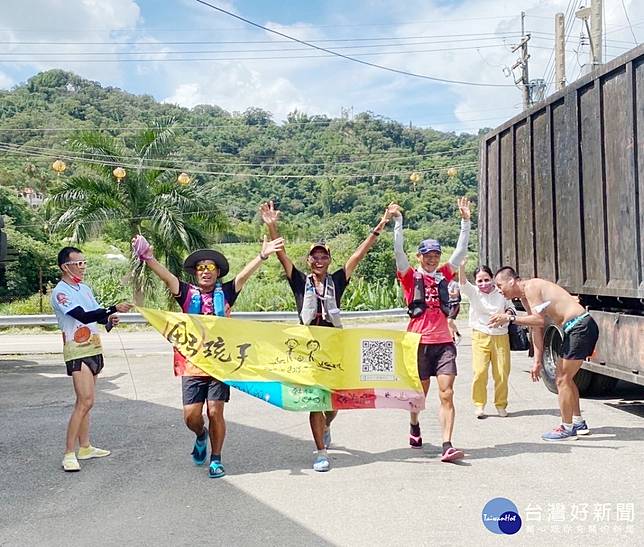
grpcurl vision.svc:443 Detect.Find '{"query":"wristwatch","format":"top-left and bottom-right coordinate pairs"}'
top-left (507, 314), bottom-right (516, 323)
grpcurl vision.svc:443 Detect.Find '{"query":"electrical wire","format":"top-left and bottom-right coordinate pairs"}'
top-left (0, 139), bottom-right (480, 169)
top-left (0, 15), bottom-right (551, 34)
top-left (193, 0), bottom-right (516, 88)
top-left (0, 141), bottom-right (479, 180)
top-left (0, 110), bottom-right (519, 133)
top-left (620, 0), bottom-right (640, 46)
top-left (0, 32), bottom-right (525, 46)
top-left (0, 39), bottom-right (523, 56)
top-left (0, 43), bottom-right (524, 63)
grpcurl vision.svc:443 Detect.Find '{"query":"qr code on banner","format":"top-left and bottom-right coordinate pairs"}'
top-left (360, 339), bottom-right (395, 381)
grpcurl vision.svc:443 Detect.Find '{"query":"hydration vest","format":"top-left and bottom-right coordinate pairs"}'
top-left (181, 283), bottom-right (230, 317)
top-left (174, 283), bottom-right (231, 376)
top-left (407, 269), bottom-right (451, 319)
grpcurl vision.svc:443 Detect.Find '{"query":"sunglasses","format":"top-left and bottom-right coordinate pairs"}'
top-left (63, 260), bottom-right (87, 267)
top-left (195, 263), bottom-right (217, 273)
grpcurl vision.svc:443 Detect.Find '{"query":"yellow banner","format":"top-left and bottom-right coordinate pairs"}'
top-left (139, 307), bottom-right (425, 412)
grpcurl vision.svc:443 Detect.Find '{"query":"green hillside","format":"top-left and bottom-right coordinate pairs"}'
top-left (0, 69), bottom-right (482, 307)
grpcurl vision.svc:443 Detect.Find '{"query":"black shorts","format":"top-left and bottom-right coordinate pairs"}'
top-left (182, 376), bottom-right (230, 405)
top-left (66, 354), bottom-right (104, 376)
top-left (560, 315), bottom-right (599, 360)
top-left (417, 342), bottom-right (457, 380)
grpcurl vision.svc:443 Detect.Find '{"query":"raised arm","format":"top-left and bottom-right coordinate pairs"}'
top-left (457, 260), bottom-right (475, 298)
top-left (344, 204), bottom-right (393, 278)
top-left (234, 235), bottom-right (284, 293)
top-left (132, 235), bottom-right (180, 296)
top-left (390, 204), bottom-right (410, 273)
top-left (446, 196), bottom-right (472, 272)
top-left (260, 201), bottom-right (294, 280)
top-left (458, 261), bottom-right (465, 284)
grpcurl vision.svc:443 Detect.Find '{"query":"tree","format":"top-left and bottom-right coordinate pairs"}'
top-left (45, 120), bottom-right (228, 304)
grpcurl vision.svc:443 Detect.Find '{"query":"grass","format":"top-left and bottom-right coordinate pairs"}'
top-left (0, 238), bottom-right (478, 315)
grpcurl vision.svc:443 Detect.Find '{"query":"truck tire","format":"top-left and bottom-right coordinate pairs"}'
top-left (542, 324), bottom-right (594, 396)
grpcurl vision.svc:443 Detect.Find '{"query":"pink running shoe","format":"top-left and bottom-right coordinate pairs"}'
top-left (441, 447), bottom-right (464, 462)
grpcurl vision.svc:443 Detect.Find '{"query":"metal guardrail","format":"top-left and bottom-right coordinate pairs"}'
top-left (0, 309), bottom-right (409, 327)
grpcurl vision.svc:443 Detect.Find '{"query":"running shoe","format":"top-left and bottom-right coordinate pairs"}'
top-left (209, 460), bottom-right (226, 478)
top-left (77, 445), bottom-right (111, 460)
top-left (313, 454), bottom-right (330, 472)
top-left (441, 447), bottom-right (465, 462)
top-left (62, 452), bottom-right (80, 472)
top-left (409, 434), bottom-right (423, 448)
top-left (496, 407), bottom-right (508, 418)
top-left (573, 420), bottom-right (590, 436)
top-left (191, 429), bottom-right (208, 465)
top-left (542, 425), bottom-right (577, 441)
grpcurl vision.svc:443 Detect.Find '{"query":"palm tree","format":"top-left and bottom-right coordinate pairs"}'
top-left (46, 120), bottom-right (228, 304)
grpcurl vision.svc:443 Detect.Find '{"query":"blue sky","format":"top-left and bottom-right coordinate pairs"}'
top-left (0, 0), bottom-right (641, 132)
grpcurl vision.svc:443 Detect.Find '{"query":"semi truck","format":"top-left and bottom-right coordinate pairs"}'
top-left (478, 44), bottom-right (643, 396)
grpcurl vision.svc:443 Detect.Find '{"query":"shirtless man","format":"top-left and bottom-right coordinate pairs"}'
top-left (489, 267), bottom-right (599, 441)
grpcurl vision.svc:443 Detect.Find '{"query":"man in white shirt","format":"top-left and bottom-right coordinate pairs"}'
top-left (51, 247), bottom-right (131, 472)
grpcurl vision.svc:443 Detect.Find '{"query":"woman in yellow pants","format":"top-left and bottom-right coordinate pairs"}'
top-left (459, 261), bottom-right (513, 418)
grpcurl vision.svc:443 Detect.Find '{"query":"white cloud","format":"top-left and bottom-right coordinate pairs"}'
top-left (163, 62), bottom-right (311, 118)
top-left (1, 0), bottom-right (642, 130)
top-left (0, 70), bottom-right (14, 89)
top-left (0, 0), bottom-right (142, 84)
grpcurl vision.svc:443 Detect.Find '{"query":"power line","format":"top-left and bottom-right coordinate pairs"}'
top-left (541, 0), bottom-right (577, 84)
top-left (0, 42), bottom-right (618, 64)
top-left (0, 140), bottom-right (480, 169)
top-left (620, 0), bottom-right (639, 45)
top-left (0, 39), bottom-right (526, 56)
top-left (0, 142), bottom-right (479, 179)
top-left (0, 33), bottom-right (631, 48)
top-left (0, 15), bottom-right (552, 35)
top-left (0, 32), bottom-right (525, 46)
top-left (193, 0), bottom-right (516, 88)
top-left (7, 207), bottom-right (234, 231)
top-left (604, 18), bottom-right (644, 36)
top-left (545, 1), bottom-right (581, 96)
top-left (0, 44), bottom-right (530, 63)
top-left (0, 43), bottom-right (535, 64)
top-left (0, 109), bottom-right (519, 133)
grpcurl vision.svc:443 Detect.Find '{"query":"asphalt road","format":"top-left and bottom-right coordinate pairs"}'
top-left (1, 320), bottom-right (643, 546)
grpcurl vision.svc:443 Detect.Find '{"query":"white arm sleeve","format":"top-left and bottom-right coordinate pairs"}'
top-left (447, 219), bottom-right (471, 268)
top-left (459, 279), bottom-right (476, 298)
top-left (393, 215), bottom-right (410, 272)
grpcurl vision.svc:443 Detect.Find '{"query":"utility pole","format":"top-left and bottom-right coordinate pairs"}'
top-left (575, 0), bottom-right (603, 75)
top-left (555, 12), bottom-right (566, 91)
top-left (590, 0), bottom-right (603, 68)
top-left (512, 11), bottom-right (531, 110)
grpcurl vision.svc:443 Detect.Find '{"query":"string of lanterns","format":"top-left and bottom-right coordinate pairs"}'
top-left (52, 160), bottom-right (458, 188)
top-left (409, 167), bottom-right (458, 189)
top-left (50, 160), bottom-right (191, 186)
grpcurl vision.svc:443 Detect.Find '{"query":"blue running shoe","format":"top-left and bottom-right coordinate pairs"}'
top-left (191, 430), bottom-right (208, 465)
top-left (323, 427), bottom-right (331, 449)
top-left (313, 454), bottom-right (330, 472)
top-left (542, 425), bottom-right (577, 441)
top-left (209, 460), bottom-right (226, 478)
top-left (573, 420), bottom-right (590, 436)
